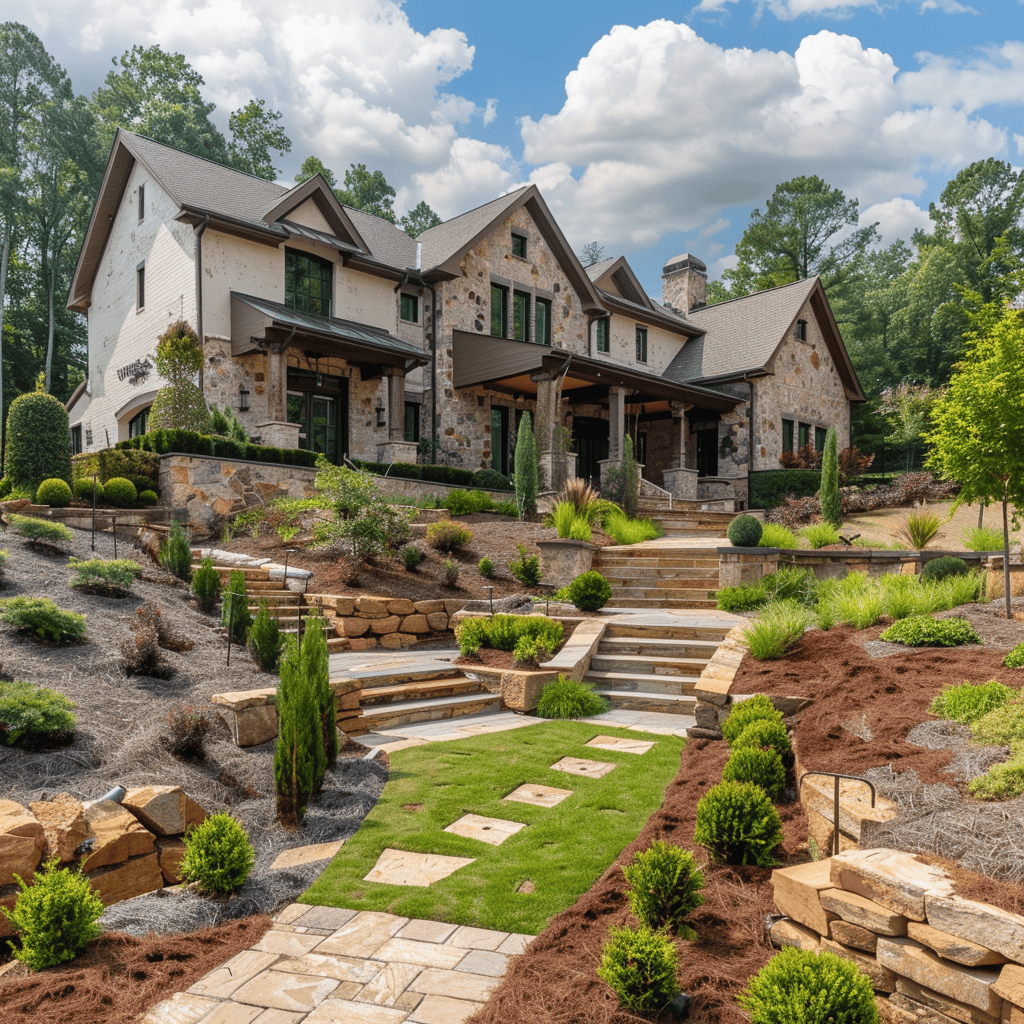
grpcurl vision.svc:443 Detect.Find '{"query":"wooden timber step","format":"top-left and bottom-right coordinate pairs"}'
top-left (354, 692), bottom-right (502, 733)
top-left (588, 653), bottom-right (710, 677)
top-left (596, 636), bottom-right (721, 659)
top-left (590, 689), bottom-right (697, 715)
top-left (360, 676), bottom-right (481, 707)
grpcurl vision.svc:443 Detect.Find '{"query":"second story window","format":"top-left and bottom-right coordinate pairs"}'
top-left (136, 263), bottom-right (145, 311)
top-left (285, 248), bottom-right (333, 318)
top-left (490, 283), bottom-right (508, 337)
top-left (138, 184), bottom-right (145, 221)
top-left (535, 298), bottom-right (551, 346)
top-left (512, 232), bottom-right (527, 258)
top-left (635, 325), bottom-right (648, 363)
top-left (400, 293), bottom-right (419, 323)
top-left (513, 290), bottom-right (530, 342)
top-left (596, 318), bottom-right (609, 353)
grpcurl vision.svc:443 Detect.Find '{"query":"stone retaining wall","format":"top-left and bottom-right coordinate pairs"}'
top-left (315, 594), bottom-right (466, 653)
top-left (771, 849), bottom-right (1024, 1024)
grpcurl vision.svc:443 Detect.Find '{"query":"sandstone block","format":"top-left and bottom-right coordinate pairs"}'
top-left (184, 795), bottom-right (206, 832)
top-left (86, 851), bottom-right (164, 905)
top-left (342, 617), bottom-right (370, 638)
top-left (333, 598), bottom-right (355, 617)
top-left (908, 921), bottom-right (1007, 968)
top-left (802, 776), bottom-right (897, 841)
top-left (415, 600), bottom-right (445, 614)
top-left (156, 837), bottom-right (186, 884)
top-left (772, 859), bottom-right (838, 936)
top-left (830, 919), bottom-right (879, 954)
top-left (769, 918), bottom-right (820, 952)
top-left (222, 705), bottom-right (278, 747)
top-left (336, 689), bottom-right (361, 711)
top-left (0, 887), bottom-right (19, 938)
top-left (0, 800), bottom-right (45, 886)
top-left (820, 888), bottom-right (908, 936)
top-left (401, 614), bottom-right (429, 634)
top-left (347, 637), bottom-right (377, 652)
top-left (806, 806), bottom-right (857, 857)
top-left (896, 977), bottom-right (1002, 1024)
top-left (426, 611), bottom-right (449, 631)
top-left (380, 632), bottom-right (416, 650)
top-left (830, 849), bottom-right (954, 921)
top-left (993, 964), bottom-right (1024, 1010)
top-left (820, 938), bottom-right (896, 992)
top-left (369, 615), bottom-right (402, 635)
top-left (444, 599), bottom-right (465, 615)
top-left (386, 598), bottom-right (416, 616)
top-left (877, 937), bottom-right (1002, 1014)
top-left (123, 786), bottom-right (187, 836)
top-left (925, 894), bottom-right (1024, 966)
top-left (82, 800), bottom-right (155, 872)
top-left (29, 793), bottom-right (92, 863)
top-left (355, 597), bottom-right (389, 616)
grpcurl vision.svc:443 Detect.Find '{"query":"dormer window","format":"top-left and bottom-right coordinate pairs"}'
top-left (285, 248), bottom-right (333, 318)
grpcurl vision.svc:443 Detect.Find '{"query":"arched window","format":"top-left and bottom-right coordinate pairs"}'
top-left (128, 407), bottom-right (149, 438)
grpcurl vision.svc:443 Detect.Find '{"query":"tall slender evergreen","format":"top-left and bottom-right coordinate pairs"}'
top-left (302, 615), bottom-right (334, 788)
top-left (514, 411), bottom-right (538, 519)
top-left (273, 636), bottom-right (319, 826)
top-left (820, 427), bottom-right (841, 528)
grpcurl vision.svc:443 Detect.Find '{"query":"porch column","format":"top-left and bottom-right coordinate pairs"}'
top-left (607, 385), bottom-right (627, 461)
top-left (663, 401), bottom-right (697, 500)
top-left (254, 339), bottom-right (300, 449)
top-left (531, 374), bottom-right (562, 490)
top-left (378, 366), bottom-right (418, 464)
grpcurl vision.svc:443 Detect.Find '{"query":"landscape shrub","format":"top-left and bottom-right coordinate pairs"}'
top-left (896, 510), bottom-right (942, 550)
top-left (472, 468), bottom-right (511, 490)
top-left (67, 557), bottom-right (142, 597)
top-left (0, 681), bottom-right (76, 748)
top-left (138, 489), bottom-right (159, 506)
top-left (738, 946), bottom-right (879, 1024)
top-left (73, 478), bottom-right (103, 503)
top-left (400, 544), bottom-right (425, 571)
top-left (803, 522), bottom-right (840, 549)
top-left (179, 813), bottom-right (255, 894)
top-left (535, 675), bottom-right (609, 719)
top-left (623, 840), bottom-right (704, 932)
top-left (759, 523), bottom-right (798, 549)
top-left (547, 500), bottom-right (591, 540)
top-left (922, 556), bottom-right (969, 582)
top-left (443, 558), bottom-right (460, 588)
top-left (749, 469), bottom-right (822, 512)
top-left (743, 600), bottom-right (811, 660)
top-left (191, 557), bottom-right (221, 613)
top-left (512, 634), bottom-right (554, 666)
top-left (4, 390), bottom-right (72, 497)
top-left (159, 521), bottom-right (193, 581)
top-left (0, 859), bottom-right (103, 970)
top-left (478, 556), bottom-right (494, 578)
top-left (443, 489), bottom-right (494, 515)
top-left (274, 636), bottom-right (323, 825)
top-left (964, 526), bottom-right (1004, 552)
top-left (879, 615), bottom-right (980, 647)
top-left (454, 617), bottom-right (489, 657)
top-left (163, 705), bottom-right (210, 760)
top-left (313, 461), bottom-right (413, 557)
top-left (0, 597), bottom-right (86, 644)
top-left (302, 616), bottom-right (337, 780)
top-left (147, 320), bottom-right (211, 433)
top-left (970, 700), bottom-right (1024, 747)
top-left (727, 514), bottom-right (763, 547)
top-left (221, 570), bottom-right (253, 643)
top-left (721, 694), bottom-right (784, 746)
top-left (208, 403), bottom-right (249, 443)
top-left (763, 566), bottom-right (818, 606)
top-left (716, 581), bottom-right (768, 612)
top-left (561, 570), bottom-right (612, 611)
top-left (8, 513), bottom-right (72, 546)
top-left (248, 600), bottom-right (284, 672)
top-left (426, 520), bottom-right (473, 553)
top-left (733, 719), bottom-right (793, 765)
top-left (0, 477), bottom-right (10, 499)
top-left (596, 924), bottom-right (680, 1013)
top-left (819, 427), bottom-right (842, 527)
top-left (602, 510), bottom-right (663, 545)
top-left (455, 614), bottom-right (564, 658)
top-left (35, 478), bottom-right (72, 507)
top-left (103, 476), bottom-right (137, 508)
top-left (508, 543), bottom-right (541, 586)
top-left (120, 605), bottom-right (165, 677)
top-left (513, 411), bottom-right (539, 518)
top-left (1004, 643), bottom-right (1024, 668)
top-left (929, 680), bottom-right (1015, 724)
top-left (722, 746), bottom-right (787, 801)
top-left (967, 757), bottom-right (1024, 800)
top-left (119, 430), bottom-right (319, 469)
top-left (694, 780), bottom-right (784, 866)
top-left (493, 499), bottom-right (519, 517)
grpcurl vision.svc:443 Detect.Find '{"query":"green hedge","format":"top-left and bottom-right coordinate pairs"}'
top-left (116, 430), bottom-right (319, 468)
top-left (749, 470), bottom-right (822, 511)
top-left (352, 460), bottom-right (513, 490)
top-left (73, 448), bottom-right (161, 493)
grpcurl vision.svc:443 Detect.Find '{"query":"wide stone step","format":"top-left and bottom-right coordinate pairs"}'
top-left (606, 586), bottom-right (717, 601)
top-left (586, 670), bottom-right (699, 694)
top-left (594, 557), bottom-right (720, 570)
top-left (589, 653), bottom-right (710, 676)
top-left (605, 598), bottom-right (719, 610)
top-left (592, 689), bottom-right (697, 715)
top-left (597, 636), bottom-right (722, 659)
top-left (604, 621), bottom-right (730, 641)
top-left (361, 676), bottom-right (482, 707)
top-left (330, 662), bottom-right (463, 687)
top-left (355, 692), bottom-right (502, 732)
top-left (599, 568), bottom-right (720, 582)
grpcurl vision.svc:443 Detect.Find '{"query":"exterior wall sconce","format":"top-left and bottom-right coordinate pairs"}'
top-left (238, 385), bottom-right (250, 412)
top-left (375, 397), bottom-right (386, 427)
top-left (305, 350), bottom-right (324, 387)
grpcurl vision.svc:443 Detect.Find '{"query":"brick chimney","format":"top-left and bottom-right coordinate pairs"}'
top-left (662, 253), bottom-right (707, 314)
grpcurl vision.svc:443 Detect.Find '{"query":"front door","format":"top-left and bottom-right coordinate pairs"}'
top-left (287, 370), bottom-right (349, 463)
top-left (573, 416), bottom-right (609, 485)
top-left (696, 426), bottom-right (718, 477)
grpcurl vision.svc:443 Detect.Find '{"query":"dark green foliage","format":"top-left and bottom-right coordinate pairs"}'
top-left (763, 567), bottom-right (818, 605)
top-left (248, 600), bottom-right (283, 672)
top-left (535, 676), bottom-right (609, 719)
top-left (75, 448), bottom-right (160, 492)
top-left (209, 403), bottom-right (249, 442)
top-left (508, 543), bottom-right (541, 586)
top-left (1004, 643), bottom-right (1024, 668)
top-left (722, 694), bottom-right (784, 746)
top-left (191, 557), bottom-right (221, 613)
top-left (350, 459), bottom-right (491, 488)
top-left (442, 489), bottom-right (494, 515)
top-left (733, 719), bottom-right (793, 764)
top-left (117, 430), bottom-right (319, 468)
top-left (8, 513), bottom-right (72, 545)
top-left (478, 556), bottom-right (494, 578)
top-left (623, 840), bottom-right (704, 932)
top-left (400, 545), bottom-right (425, 571)
top-left (728, 514), bottom-right (764, 547)
top-left (163, 705), bottom-right (210, 760)
top-left (35, 478), bottom-right (72, 507)
top-left (73, 478), bottom-right (103, 502)
top-left (103, 477), bottom-right (137, 508)
top-left (513, 411), bottom-right (539, 519)
top-left (303, 616), bottom-right (337, 779)
top-left (1, 859), bottom-right (103, 970)
top-left (562, 570), bottom-right (612, 612)
top-left (722, 747), bottom-right (787, 801)
top-left (221, 570), bottom-right (253, 643)
top-left (4, 390), bottom-right (72, 495)
top-left (159, 521), bottom-right (193, 581)
top-left (694, 781), bottom-right (784, 866)
top-left (179, 813), bottom-right (255, 894)
top-left (0, 681), bottom-right (75, 748)
top-left (921, 555), bottom-right (970, 581)
top-left (820, 427), bottom-right (841, 528)
top-left (138, 489), bottom-right (159, 506)
top-left (0, 478), bottom-right (10, 500)
top-left (472, 468), bottom-right (511, 490)
top-left (274, 636), bottom-right (321, 825)
top-left (596, 924), bottom-right (680, 1012)
top-left (738, 946), bottom-right (879, 1024)
top-left (0, 597), bottom-right (86, 643)
top-left (879, 615), bottom-right (981, 647)
top-left (67, 557), bottom-right (142, 596)
top-left (426, 521), bottom-right (473, 552)
top-left (749, 470), bottom-right (823, 511)
top-left (443, 558), bottom-right (459, 588)
top-left (148, 320), bottom-right (211, 433)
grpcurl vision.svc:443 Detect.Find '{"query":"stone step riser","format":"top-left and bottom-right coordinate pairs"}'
top-left (357, 695), bottom-right (502, 732)
top-left (586, 676), bottom-right (698, 696)
top-left (333, 666), bottom-right (465, 686)
top-left (597, 638), bottom-right (720, 659)
top-left (589, 656), bottom-right (710, 676)
top-left (598, 565), bottom-right (720, 576)
top-left (361, 679), bottom-right (482, 707)
top-left (605, 600), bottom-right (719, 610)
top-left (594, 559), bottom-right (720, 570)
top-left (593, 690), bottom-right (697, 715)
top-left (604, 623), bottom-right (729, 641)
top-left (605, 588), bottom-right (717, 600)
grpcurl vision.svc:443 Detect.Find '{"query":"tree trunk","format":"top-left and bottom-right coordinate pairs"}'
top-left (1003, 488), bottom-right (1012, 620)
top-left (978, 502), bottom-right (984, 529)
top-left (0, 225), bottom-right (8, 474)
top-left (45, 267), bottom-right (54, 393)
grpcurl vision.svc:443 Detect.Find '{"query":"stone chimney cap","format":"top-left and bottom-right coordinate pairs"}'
top-left (662, 253), bottom-right (706, 276)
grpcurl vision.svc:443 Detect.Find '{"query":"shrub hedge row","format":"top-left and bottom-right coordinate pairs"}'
top-left (352, 459), bottom-right (513, 490)
top-left (116, 430), bottom-right (320, 467)
top-left (749, 470), bottom-right (822, 510)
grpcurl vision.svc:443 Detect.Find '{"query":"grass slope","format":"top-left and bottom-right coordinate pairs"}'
top-left (302, 721), bottom-right (683, 934)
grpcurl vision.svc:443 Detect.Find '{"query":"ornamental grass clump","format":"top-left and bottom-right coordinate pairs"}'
top-left (803, 522), bottom-right (840, 549)
top-left (964, 526), bottom-right (1004, 552)
top-left (596, 924), bottom-right (680, 1013)
top-left (879, 615), bottom-right (980, 648)
top-left (722, 746), bottom-right (787, 801)
top-left (721, 694), bottom-right (784, 746)
top-left (180, 813), bottom-right (255, 894)
top-left (623, 840), bottom-right (704, 933)
top-left (929, 680), bottom-right (1015, 724)
top-left (835, 587), bottom-right (884, 630)
top-left (602, 510), bottom-right (663, 545)
top-left (0, 681), bottom-right (75, 749)
top-left (67, 557), bottom-right (142, 597)
top-left (896, 510), bottom-right (942, 550)
top-left (0, 597), bottom-right (86, 644)
top-left (717, 581), bottom-right (768, 612)
top-left (759, 522), bottom-right (798, 549)
top-left (743, 600), bottom-right (811, 660)
top-left (967, 756), bottom-right (1024, 801)
top-left (738, 946), bottom-right (879, 1024)
top-left (694, 780), bottom-right (784, 866)
top-left (535, 675), bottom-right (609, 719)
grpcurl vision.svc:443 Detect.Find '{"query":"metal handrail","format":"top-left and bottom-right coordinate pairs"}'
top-left (638, 475), bottom-right (673, 511)
top-left (797, 771), bottom-right (876, 858)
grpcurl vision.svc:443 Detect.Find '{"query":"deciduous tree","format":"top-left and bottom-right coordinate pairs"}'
top-left (228, 98), bottom-right (291, 181)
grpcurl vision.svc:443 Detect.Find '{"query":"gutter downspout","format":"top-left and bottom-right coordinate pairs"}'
top-left (194, 215), bottom-right (210, 393)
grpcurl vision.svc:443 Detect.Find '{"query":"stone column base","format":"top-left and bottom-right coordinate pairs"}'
top-left (254, 421), bottom-right (300, 449)
top-left (377, 440), bottom-right (418, 464)
top-left (663, 467), bottom-right (698, 500)
top-left (536, 538), bottom-right (597, 588)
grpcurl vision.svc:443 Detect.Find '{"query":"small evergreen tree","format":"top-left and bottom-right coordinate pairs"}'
top-left (302, 615), bottom-right (337, 782)
top-left (221, 570), bottom-right (252, 643)
top-left (159, 520), bottom-right (193, 581)
top-left (513, 411), bottom-right (538, 519)
top-left (820, 426), bottom-right (841, 528)
top-left (273, 636), bottom-right (321, 826)
top-left (148, 320), bottom-right (211, 433)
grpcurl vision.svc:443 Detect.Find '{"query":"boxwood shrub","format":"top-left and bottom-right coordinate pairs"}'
top-left (103, 477), bottom-right (137, 508)
top-left (117, 430), bottom-right (319, 468)
top-left (694, 780), bottom-right (784, 866)
top-left (35, 478), bottom-right (72, 507)
top-left (4, 390), bottom-right (72, 496)
top-left (721, 694), bottom-right (784, 746)
top-left (921, 555), bottom-right (970, 581)
top-left (727, 514), bottom-right (763, 547)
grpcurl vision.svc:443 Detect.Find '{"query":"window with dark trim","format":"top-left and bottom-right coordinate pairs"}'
top-left (513, 290), bottom-right (530, 342)
top-left (490, 283), bottom-right (508, 337)
top-left (782, 419), bottom-right (794, 453)
top-left (511, 233), bottom-right (527, 258)
top-left (535, 298), bottom-right (551, 346)
top-left (797, 319), bottom-right (807, 341)
top-left (404, 401), bottom-right (420, 443)
top-left (798, 422), bottom-right (810, 449)
top-left (400, 293), bottom-right (418, 323)
top-left (635, 325), bottom-right (648, 363)
top-left (635, 432), bottom-right (647, 465)
top-left (596, 318), bottom-right (609, 353)
top-left (285, 248), bottom-right (333, 318)
top-left (815, 426), bottom-right (828, 452)
top-left (136, 263), bottom-right (145, 310)
top-left (128, 408), bottom-right (149, 438)
top-left (138, 184), bottom-right (145, 221)
top-left (70, 425), bottom-right (82, 455)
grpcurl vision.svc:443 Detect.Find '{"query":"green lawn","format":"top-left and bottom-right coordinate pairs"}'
top-left (302, 721), bottom-right (684, 934)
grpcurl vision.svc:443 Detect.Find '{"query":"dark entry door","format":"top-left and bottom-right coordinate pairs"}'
top-left (573, 416), bottom-right (609, 485)
top-left (696, 426), bottom-right (718, 477)
top-left (491, 406), bottom-right (509, 476)
top-left (287, 370), bottom-right (349, 463)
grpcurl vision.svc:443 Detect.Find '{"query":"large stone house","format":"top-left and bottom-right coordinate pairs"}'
top-left (67, 130), bottom-right (863, 508)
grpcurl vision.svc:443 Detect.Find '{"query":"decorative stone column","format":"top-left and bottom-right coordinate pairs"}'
top-left (598, 385), bottom-right (629, 492)
top-left (377, 366), bottom-right (417, 464)
top-left (254, 339), bottom-right (298, 448)
top-left (532, 373), bottom-right (562, 490)
top-left (663, 401), bottom-right (698, 499)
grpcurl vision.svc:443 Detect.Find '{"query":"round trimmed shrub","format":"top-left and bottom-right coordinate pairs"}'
top-left (73, 478), bottom-right (104, 502)
top-left (733, 718), bottom-right (792, 765)
top-left (563, 570), bottom-right (612, 611)
top-left (138, 489), bottom-right (159, 506)
top-left (722, 746), bottom-right (787, 801)
top-left (694, 780), bottom-right (784, 866)
top-left (478, 556), bottom-right (494, 578)
top-left (4, 390), bottom-right (72, 496)
top-left (179, 812), bottom-right (255, 894)
top-left (623, 840), bottom-right (704, 932)
top-left (103, 477), bottom-right (137, 508)
top-left (921, 555), bottom-right (970, 582)
top-left (739, 946), bottom-right (879, 1024)
top-left (35, 478), bottom-right (72, 507)
top-left (727, 514), bottom-right (763, 547)
top-left (596, 924), bottom-right (680, 1012)
top-left (722, 694), bottom-right (784, 746)
top-left (472, 468), bottom-right (511, 490)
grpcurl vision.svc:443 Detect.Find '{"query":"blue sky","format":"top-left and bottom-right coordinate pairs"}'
top-left (20, 0), bottom-right (1024, 296)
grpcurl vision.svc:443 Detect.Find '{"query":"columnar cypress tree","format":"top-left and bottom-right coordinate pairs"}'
top-left (221, 570), bottom-right (253, 643)
top-left (820, 427), bottom-right (841, 528)
top-left (273, 636), bottom-right (319, 826)
top-left (514, 411), bottom-right (538, 519)
top-left (302, 615), bottom-right (334, 787)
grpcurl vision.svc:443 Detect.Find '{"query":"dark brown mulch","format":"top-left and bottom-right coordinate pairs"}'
top-left (0, 915), bottom-right (271, 1023)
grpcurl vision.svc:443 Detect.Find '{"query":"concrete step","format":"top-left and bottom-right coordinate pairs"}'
top-left (361, 676), bottom-right (481, 707)
top-left (589, 653), bottom-right (710, 676)
top-left (604, 621), bottom-right (730, 641)
top-left (355, 692), bottom-right (502, 733)
top-left (592, 689), bottom-right (697, 715)
top-left (586, 669), bottom-right (699, 694)
top-left (597, 636), bottom-right (721, 659)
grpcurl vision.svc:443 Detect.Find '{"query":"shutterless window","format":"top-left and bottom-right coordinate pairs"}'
top-left (635, 326), bottom-right (648, 363)
top-left (490, 284), bottom-right (508, 337)
top-left (70, 425), bottom-right (82, 455)
top-left (797, 319), bottom-right (807, 341)
top-left (138, 184), bottom-right (145, 221)
top-left (285, 248), bottom-right (333, 318)
top-left (798, 422), bottom-right (810, 449)
top-left (136, 263), bottom-right (145, 310)
top-left (512, 233), bottom-right (527, 258)
top-left (513, 290), bottom-right (530, 342)
top-left (535, 298), bottom-right (551, 346)
top-left (404, 402), bottom-right (420, 443)
top-left (782, 419), bottom-right (794, 453)
top-left (596, 318), bottom-right (609, 353)
top-left (400, 293), bottom-right (418, 323)
top-left (128, 408), bottom-right (149, 438)
top-left (815, 426), bottom-right (828, 451)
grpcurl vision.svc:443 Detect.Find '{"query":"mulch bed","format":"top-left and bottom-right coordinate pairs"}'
top-left (0, 915), bottom-right (271, 1023)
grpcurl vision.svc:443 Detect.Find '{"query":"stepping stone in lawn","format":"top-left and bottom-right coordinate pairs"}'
top-left (550, 757), bottom-right (616, 778)
top-left (503, 784), bottom-right (573, 808)
top-left (585, 735), bottom-right (655, 755)
top-left (445, 813), bottom-right (527, 846)
top-left (363, 848), bottom-right (475, 887)
top-left (270, 839), bottom-right (345, 870)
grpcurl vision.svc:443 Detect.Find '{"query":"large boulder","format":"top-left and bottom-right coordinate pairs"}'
top-left (0, 800), bottom-right (45, 886)
top-left (82, 799), bottom-right (155, 872)
top-left (29, 793), bottom-right (92, 863)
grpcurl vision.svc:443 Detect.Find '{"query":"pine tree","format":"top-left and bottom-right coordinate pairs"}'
top-left (302, 615), bottom-right (332, 789)
top-left (221, 570), bottom-right (252, 643)
top-left (514, 411), bottom-right (538, 519)
top-left (273, 636), bottom-right (319, 826)
top-left (820, 427), bottom-right (841, 528)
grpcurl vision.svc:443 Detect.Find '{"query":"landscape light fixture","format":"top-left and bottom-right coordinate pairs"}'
top-left (238, 385), bottom-right (250, 412)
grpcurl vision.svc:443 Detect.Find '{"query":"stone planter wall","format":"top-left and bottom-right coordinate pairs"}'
top-left (535, 538), bottom-right (597, 588)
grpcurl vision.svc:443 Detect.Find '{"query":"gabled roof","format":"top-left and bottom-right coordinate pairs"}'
top-left (662, 276), bottom-right (864, 401)
top-left (264, 175), bottom-right (368, 252)
top-left (586, 255), bottom-right (701, 337)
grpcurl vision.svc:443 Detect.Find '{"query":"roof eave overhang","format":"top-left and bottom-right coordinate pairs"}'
top-left (176, 207), bottom-right (285, 247)
top-left (598, 291), bottom-right (702, 337)
top-left (807, 283), bottom-right (866, 402)
top-left (264, 176), bottom-right (369, 252)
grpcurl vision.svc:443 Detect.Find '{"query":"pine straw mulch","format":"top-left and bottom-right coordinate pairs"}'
top-left (0, 915), bottom-right (270, 1024)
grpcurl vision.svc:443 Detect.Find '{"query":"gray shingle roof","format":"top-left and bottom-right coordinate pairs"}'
top-left (584, 258), bottom-right (616, 280)
top-left (343, 206), bottom-right (417, 267)
top-left (416, 188), bottom-right (528, 270)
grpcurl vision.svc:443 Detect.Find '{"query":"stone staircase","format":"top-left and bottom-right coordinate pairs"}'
top-left (636, 497), bottom-right (738, 538)
top-left (592, 545), bottom-right (721, 609)
top-left (584, 617), bottom-right (733, 715)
